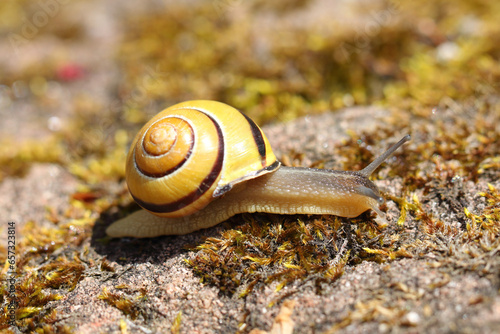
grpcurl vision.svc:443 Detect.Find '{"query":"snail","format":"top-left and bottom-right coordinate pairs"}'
top-left (106, 100), bottom-right (410, 238)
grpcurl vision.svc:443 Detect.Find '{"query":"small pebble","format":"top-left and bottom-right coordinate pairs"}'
top-left (403, 311), bottom-right (420, 326)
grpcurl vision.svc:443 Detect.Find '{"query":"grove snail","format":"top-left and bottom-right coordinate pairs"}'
top-left (106, 100), bottom-right (410, 238)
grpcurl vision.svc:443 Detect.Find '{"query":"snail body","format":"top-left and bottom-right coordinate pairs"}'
top-left (106, 100), bottom-right (410, 238)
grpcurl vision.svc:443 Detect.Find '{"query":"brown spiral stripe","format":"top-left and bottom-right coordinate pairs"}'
top-left (241, 112), bottom-right (268, 167)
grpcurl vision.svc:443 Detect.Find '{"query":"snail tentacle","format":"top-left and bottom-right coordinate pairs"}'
top-left (359, 134), bottom-right (410, 177)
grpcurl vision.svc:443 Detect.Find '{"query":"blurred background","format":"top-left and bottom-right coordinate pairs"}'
top-left (1, 1), bottom-right (500, 332)
top-left (0, 0), bottom-right (499, 183)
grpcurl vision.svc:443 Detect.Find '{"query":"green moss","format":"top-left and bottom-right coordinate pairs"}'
top-left (0, 257), bottom-right (81, 332)
top-left (114, 3), bottom-right (415, 124)
top-left (0, 138), bottom-right (65, 182)
top-left (98, 286), bottom-right (148, 320)
top-left (170, 311), bottom-right (182, 334)
top-left (113, 0), bottom-right (500, 124)
top-left (0, 192), bottom-right (119, 331)
top-left (185, 211), bottom-right (412, 297)
top-left (464, 184), bottom-right (500, 240)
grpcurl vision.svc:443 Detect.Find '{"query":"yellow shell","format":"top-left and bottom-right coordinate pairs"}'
top-left (126, 100), bottom-right (280, 218)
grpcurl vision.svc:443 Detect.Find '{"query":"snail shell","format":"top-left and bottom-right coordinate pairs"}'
top-left (127, 100), bottom-right (279, 218)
